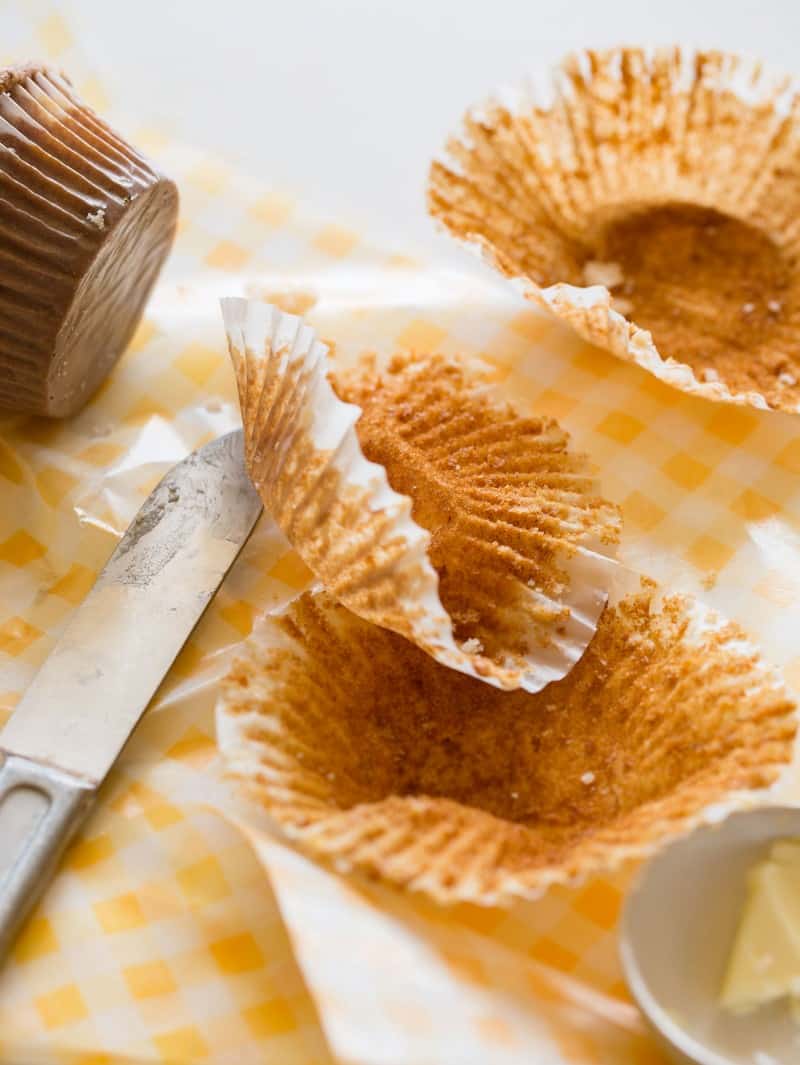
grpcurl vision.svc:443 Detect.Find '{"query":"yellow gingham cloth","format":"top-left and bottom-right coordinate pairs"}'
top-left (2, 4), bottom-right (800, 1064)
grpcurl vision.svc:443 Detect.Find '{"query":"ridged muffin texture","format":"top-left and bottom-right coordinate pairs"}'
top-left (221, 297), bottom-right (620, 693)
top-left (430, 47), bottom-right (800, 412)
top-left (218, 585), bottom-right (796, 905)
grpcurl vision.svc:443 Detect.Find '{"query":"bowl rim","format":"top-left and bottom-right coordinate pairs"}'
top-left (619, 804), bottom-right (800, 1065)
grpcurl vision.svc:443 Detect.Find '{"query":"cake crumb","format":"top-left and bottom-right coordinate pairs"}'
top-left (460, 637), bottom-right (484, 655)
top-left (611, 296), bottom-right (633, 315)
top-left (580, 771), bottom-right (596, 785)
top-left (583, 260), bottom-right (624, 289)
top-left (87, 208), bottom-right (106, 230)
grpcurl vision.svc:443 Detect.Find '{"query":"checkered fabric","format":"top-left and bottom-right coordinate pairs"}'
top-left (2, 4), bottom-right (800, 1064)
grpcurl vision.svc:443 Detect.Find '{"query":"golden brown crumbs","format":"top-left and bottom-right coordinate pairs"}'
top-left (220, 588), bottom-right (796, 902)
top-left (334, 351), bottom-right (619, 663)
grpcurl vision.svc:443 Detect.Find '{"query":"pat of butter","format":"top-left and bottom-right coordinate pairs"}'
top-left (721, 839), bottom-right (800, 1014)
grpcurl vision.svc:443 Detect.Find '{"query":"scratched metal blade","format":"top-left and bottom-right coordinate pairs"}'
top-left (0, 430), bottom-right (261, 784)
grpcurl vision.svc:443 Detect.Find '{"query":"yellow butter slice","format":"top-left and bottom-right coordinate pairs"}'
top-left (721, 840), bottom-right (800, 1014)
top-left (769, 840), bottom-right (800, 868)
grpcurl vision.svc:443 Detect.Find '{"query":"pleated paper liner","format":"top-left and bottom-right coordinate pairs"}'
top-left (0, 65), bottom-right (178, 416)
top-left (217, 569), bottom-right (797, 906)
top-left (429, 47), bottom-right (800, 414)
top-left (221, 297), bottom-right (620, 693)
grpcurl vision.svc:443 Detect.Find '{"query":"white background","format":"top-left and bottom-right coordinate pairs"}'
top-left (67, 0), bottom-right (800, 252)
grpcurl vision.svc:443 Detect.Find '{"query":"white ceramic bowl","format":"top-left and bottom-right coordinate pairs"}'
top-left (620, 806), bottom-right (800, 1065)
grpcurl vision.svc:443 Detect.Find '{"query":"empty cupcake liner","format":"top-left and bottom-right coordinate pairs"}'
top-left (218, 569), bottom-right (797, 906)
top-left (221, 297), bottom-right (620, 692)
top-left (429, 47), bottom-right (800, 413)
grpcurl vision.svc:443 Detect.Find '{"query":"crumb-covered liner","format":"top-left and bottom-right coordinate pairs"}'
top-left (221, 297), bottom-right (620, 692)
top-left (10, 6), bottom-right (800, 1061)
top-left (0, 65), bottom-right (178, 416)
top-left (429, 47), bottom-right (800, 414)
top-left (218, 567), bottom-right (797, 906)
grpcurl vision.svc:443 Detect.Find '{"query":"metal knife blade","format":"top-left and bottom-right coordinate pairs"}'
top-left (0, 429), bottom-right (261, 957)
top-left (0, 429), bottom-right (261, 783)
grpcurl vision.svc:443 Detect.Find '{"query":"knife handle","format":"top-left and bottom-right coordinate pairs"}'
top-left (0, 753), bottom-right (95, 959)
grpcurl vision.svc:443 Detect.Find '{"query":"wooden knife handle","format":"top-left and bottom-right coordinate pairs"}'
top-left (0, 753), bottom-right (95, 960)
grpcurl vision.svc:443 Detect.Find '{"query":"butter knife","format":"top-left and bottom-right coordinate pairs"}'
top-left (0, 429), bottom-right (261, 958)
